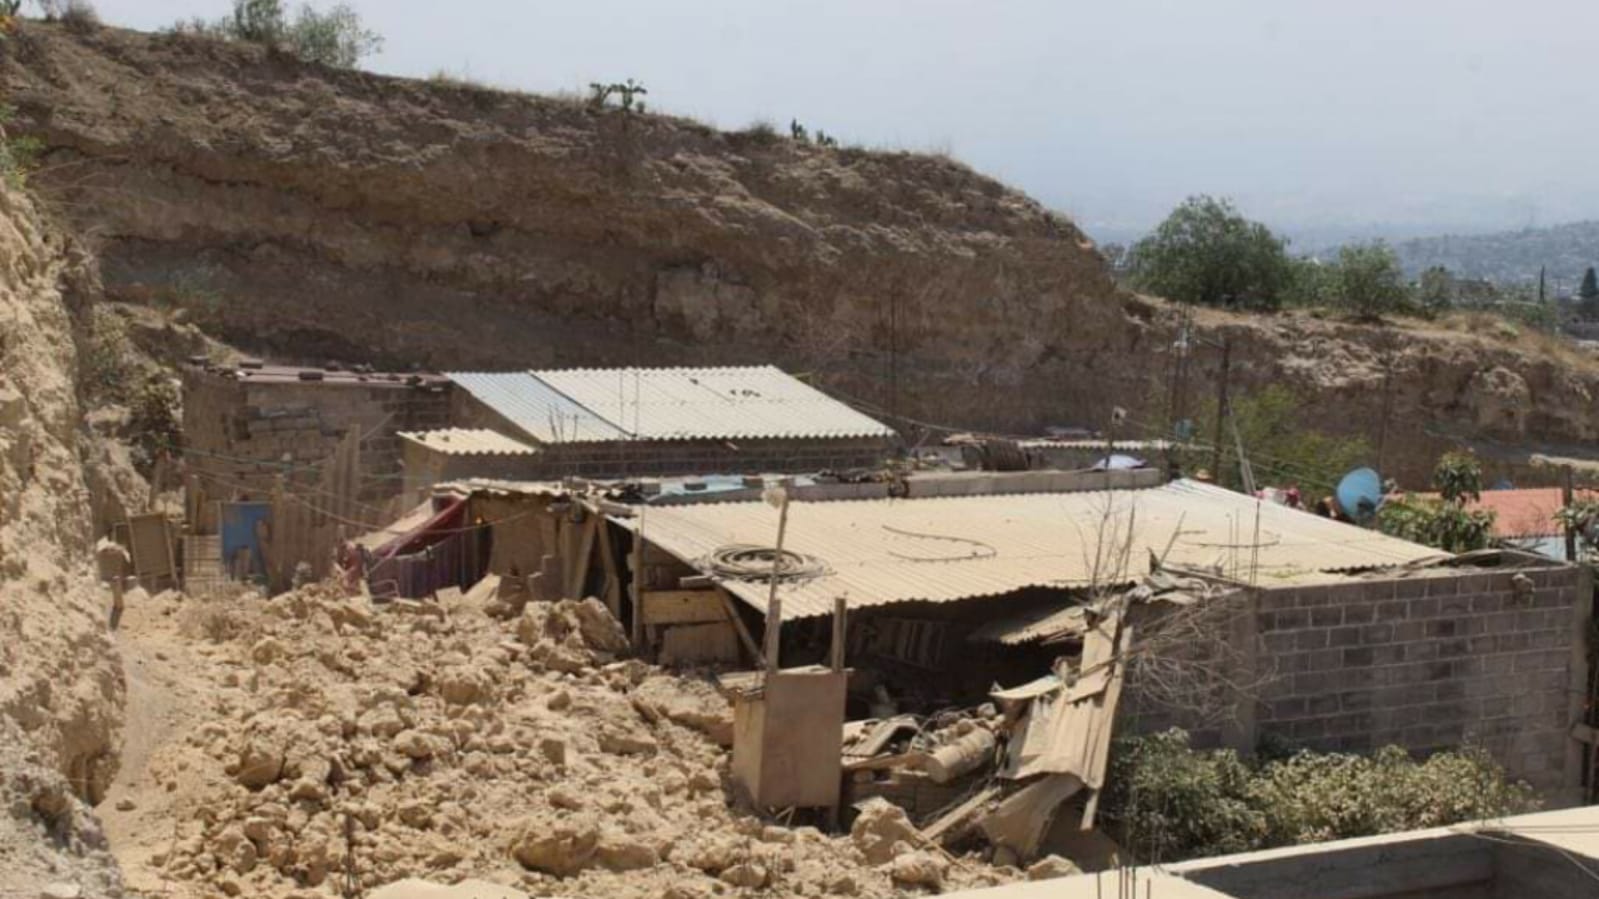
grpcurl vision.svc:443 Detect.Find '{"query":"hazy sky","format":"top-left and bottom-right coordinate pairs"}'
top-left (84, 0), bottom-right (1599, 245)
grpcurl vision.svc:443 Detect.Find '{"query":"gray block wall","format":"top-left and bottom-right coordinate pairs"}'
top-left (1125, 565), bottom-right (1589, 797)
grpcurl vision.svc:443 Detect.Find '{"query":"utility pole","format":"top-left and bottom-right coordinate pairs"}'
top-left (1210, 338), bottom-right (1231, 479)
top-left (1564, 465), bottom-right (1577, 562)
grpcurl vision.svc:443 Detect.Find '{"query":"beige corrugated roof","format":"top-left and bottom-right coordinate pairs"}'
top-left (398, 428), bottom-right (539, 456)
top-left (624, 479), bottom-right (1442, 619)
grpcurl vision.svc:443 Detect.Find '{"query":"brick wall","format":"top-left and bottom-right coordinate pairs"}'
top-left (1254, 567), bottom-right (1584, 794)
top-left (183, 369), bottom-right (452, 519)
top-left (1124, 565), bottom-right (1589, 798)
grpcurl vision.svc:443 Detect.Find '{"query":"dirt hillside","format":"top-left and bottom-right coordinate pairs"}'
top-left (0, 178), bottom-right (127, 894)
top-left (7, 20), bottom-right (1599, 482)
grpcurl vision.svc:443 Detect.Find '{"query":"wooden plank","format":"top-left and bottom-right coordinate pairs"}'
top-left (642, 590), bottom-right (727, 625)
top-left (566, 515), bottom-right (598, 600)
top-left (629, 523), bottom-right (645, 650)
top-left (717, 589), bottom-right (762, 665)
top-left (596, 519), bottom-right (624, 619)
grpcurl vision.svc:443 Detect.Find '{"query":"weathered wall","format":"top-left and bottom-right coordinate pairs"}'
top-left (181, 367), bottom-right (451, 515)
top-left (1252, 567), bottom-right (1583, 795)
top-left (12, 24), bottom-right (1599, 484)
top-left (1125, 565), bottom-right (1586, 797)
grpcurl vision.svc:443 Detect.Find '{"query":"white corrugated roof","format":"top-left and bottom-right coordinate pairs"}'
top-left (446, 372), bottom-right (624, 443)
top-left (624, 479), bottom-right (1442, 619)
top-left (398, 428), bottom-right (539, 456)
top-left (529, 366), bottom-right (896, 442)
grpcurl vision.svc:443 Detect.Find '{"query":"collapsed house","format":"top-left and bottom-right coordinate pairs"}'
top-left (387, 468), bottom-right (1588, 863)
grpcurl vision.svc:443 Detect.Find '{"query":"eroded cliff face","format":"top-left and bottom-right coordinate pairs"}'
top-left (5, 22), bottom-right (1597, 484)
top-left (0, 178), bottom-right (127, 895)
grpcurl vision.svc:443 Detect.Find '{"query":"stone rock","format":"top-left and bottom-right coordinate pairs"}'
top-left (850, 798), bottom-right (919, 865)
top-left (1027, 854), bottom-right (1081, 881)
top-left (572, 598), bottom-right (629, 652)
top-left (39, 884), bottom-right (82, 899)
top-left (718, 861), bottom-right (769, 889)
top-left (392, 729), bottom-right (439, 759)
top-left (114, 797), bottom-right (136, 811)
top-left (598, 728), bottom-right (658, 756)
top-left (509, 813), bottom-right (599, 877)
top-left (886, 851), bottom-right (947, 889)
top-left (538, 736), bottom-right (566, 766)
top-left (235, 738), bottom-right (285, 789)
top-left (631, 676), bottom-right (734, 746)
top-left (250, 637), bottom-right (287, 664)
top-left (596, 833), bottom-right (659, 871)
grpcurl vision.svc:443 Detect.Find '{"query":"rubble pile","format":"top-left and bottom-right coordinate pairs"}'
top-left (144, 582), bottom-right (1015, 897)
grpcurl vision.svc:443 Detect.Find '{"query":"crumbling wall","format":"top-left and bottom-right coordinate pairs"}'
top-left (181, 367), bottom-right (451, 514)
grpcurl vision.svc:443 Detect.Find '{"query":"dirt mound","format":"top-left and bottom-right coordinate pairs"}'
top-left (125, 583), bottom-right (1011, 897)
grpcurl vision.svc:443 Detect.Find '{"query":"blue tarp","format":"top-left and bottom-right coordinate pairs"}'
top-left (220, 502), bottom-right (271, 581)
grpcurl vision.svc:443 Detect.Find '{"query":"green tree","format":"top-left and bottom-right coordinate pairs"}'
top-left (1332, 241), bottom-right (1410, 320)
top-left (1196, 385), bottom-right (1370, 497)
top-left (1281, 256), bottom-right (1332, 308)
top-left (1579, 266), bottom-right (1599, 320)
top-left (1377, 451), bottom-right (1495, 553)
top-left (1129, 196), bottom-right (1292, 311)
top-left (1417, 265), bottom-right (1453, 317)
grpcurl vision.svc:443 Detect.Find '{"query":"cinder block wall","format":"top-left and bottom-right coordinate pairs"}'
top-left (1124, 566), bottom-right (1588, 797)
top-left (183, 369), bottom-right (452, 514)
top-left (1252, 567), bottom-right (1584, 794)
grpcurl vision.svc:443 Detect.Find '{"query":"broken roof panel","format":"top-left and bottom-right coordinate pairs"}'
top-left (398, 428), bottom-right (539, 456)
top-left (530, 366), bottom-right (895, 442)
top-left (622, 479), bottom-right (1443, 619)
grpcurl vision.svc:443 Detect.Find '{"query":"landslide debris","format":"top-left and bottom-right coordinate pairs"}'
top-left (136, 583), bottom-right (1014, 897)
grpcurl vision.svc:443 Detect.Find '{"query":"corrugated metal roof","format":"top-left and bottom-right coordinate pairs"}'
top-left (397, 428), bottom-right (539, 456)
top-left (446, 372), bottom-right (624, 443)
top-left (624, 479), bottom-right (1442, 619)
top-left (530, 366), bottom-right (895, 442)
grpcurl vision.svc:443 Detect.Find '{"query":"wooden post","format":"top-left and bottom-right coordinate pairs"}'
top-left (762, 491), bottom-right (791, 672)
top-left (829, 595), bottom-right (847, 672)
top-left (1564, 465), bottom-right (1578, 563)
top-left (629, 511), bottom-right (646, 651)
top-left (1210, 338), bottom-right (1231, 479)
top-left (763, 597), bottom-right (783, 672)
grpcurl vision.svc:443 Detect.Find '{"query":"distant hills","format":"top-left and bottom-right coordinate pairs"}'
top-left (1390, 221), bottom-right (1599, 288)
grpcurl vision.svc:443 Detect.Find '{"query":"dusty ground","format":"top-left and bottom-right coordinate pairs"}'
top-left (94, 581), bottom-right (1018, 898)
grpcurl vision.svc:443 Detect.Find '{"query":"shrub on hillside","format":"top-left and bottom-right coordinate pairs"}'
top-left (1103, 729), bottom-right (1536, 863)
top-left (175, 0), bottom-right (381, 69)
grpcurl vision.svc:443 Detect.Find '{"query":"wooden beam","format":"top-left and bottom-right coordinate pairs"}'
top-left (629, 521), bottom-right (646, 651)
top-left (596, 519), bottom-right (623, 619)
top-left (566, 515), bottom-right (597, 600)
top-left (716, 589), bottom-right (762, 664)
top-left (641, 590), bottom-right (727, 625)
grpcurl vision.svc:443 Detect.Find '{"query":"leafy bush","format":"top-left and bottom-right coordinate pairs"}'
top-left (178, 0), bottom-right (381, 68)
top-left (129, 375), bottom-right (181, 475)
top-left (1377, 451), bottom-right (1495, 552)
top-left (59, 0), bottom-right (99, 32)
top-left (1104, 729), bottom-right (1536, 863)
